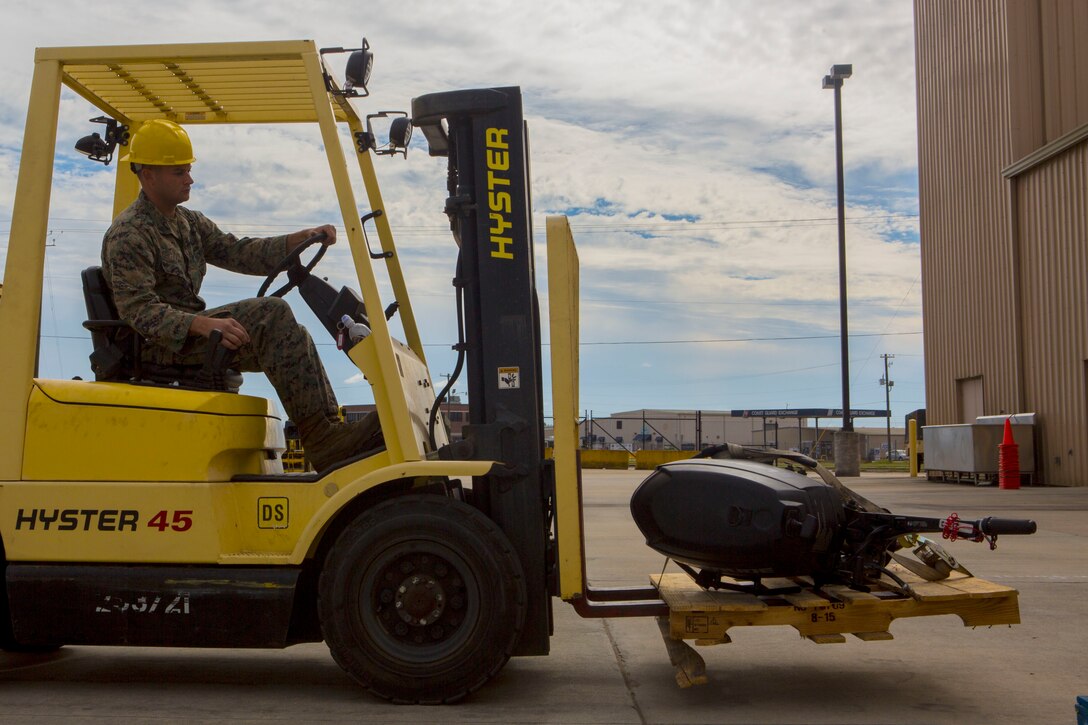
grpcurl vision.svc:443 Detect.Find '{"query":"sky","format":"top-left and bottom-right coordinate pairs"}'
top-left (0, 0), bottom-right (924, 431)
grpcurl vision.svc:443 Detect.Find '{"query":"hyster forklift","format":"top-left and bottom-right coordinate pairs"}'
top-left (0, 39), bottom-right (1036, 703)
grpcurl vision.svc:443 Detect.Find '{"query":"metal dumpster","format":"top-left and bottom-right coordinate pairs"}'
top-left (923, 414), bottom-right (1036, 485)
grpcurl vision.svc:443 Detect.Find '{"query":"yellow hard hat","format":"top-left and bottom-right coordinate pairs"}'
top-left (128, 119), bottom-right (195, 166)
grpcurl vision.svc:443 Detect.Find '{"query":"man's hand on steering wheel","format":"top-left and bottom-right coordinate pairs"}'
top-left (258, 224), bottom-right (338, 298)
top-left (287, 224), bottom-right (336, 252)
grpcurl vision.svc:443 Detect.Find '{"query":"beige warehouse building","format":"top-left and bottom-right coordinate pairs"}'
top-left (914, 0), bottom-right (1088, 485)
top-left (582, 409), bottom-right (904, 461)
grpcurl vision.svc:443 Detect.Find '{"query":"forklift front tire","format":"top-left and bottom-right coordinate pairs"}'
top-left (318, 495), bottom-right (527, 704)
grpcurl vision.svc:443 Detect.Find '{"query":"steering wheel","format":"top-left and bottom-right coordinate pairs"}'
top-left (257, 231), bottom-right (329, 298)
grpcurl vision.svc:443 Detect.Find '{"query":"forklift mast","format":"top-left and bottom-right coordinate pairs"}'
top-left (412, 88), bottom-right (552, 655)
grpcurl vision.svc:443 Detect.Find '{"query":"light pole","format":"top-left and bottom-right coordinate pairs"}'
top-left (823, 63), bottom-right (858, 475)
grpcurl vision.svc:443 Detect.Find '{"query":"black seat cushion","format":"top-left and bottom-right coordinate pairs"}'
top-left (80, 266), bottom-right (241, 393)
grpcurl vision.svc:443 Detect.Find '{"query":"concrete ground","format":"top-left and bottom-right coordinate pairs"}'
top-left (1, 470), bottom-right (1085, 724)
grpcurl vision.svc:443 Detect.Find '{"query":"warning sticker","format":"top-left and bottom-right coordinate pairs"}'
top-left (498, 367), bottom-right (520, 390)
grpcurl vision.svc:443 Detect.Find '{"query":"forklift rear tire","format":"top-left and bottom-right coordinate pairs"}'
top-left (318, 495), bottom-right (527, 704)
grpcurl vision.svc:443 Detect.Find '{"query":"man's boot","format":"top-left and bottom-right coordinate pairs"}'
top-left (298, 412), bottom-right (383, 472)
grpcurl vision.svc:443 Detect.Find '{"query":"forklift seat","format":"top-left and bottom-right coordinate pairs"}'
top-left (80, 266), bottom-right (242, 393)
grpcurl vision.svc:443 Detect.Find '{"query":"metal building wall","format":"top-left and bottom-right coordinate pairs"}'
top-left (1014, 140), bottom-right (1088, 485)
top-left (915, 0), bottom-right (1088, 485)
top-left (1037, 2), bottom-right (1088, 141)
top-left (914, 0), bottom-right (1019, 426)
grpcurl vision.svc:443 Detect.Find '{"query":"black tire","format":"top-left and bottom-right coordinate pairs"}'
top-left (0, 543), bottom-right (62, 654)
top-left (0, 542), bottom-right (18, 651)
top-left (318, 495), bottom-right (527, 704)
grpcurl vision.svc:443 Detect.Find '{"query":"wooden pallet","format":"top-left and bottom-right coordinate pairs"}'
top-left (650, 566), bottom-right (1021, 687)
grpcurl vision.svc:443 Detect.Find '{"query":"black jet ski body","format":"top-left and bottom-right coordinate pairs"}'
top-left (630, 457), bottom-right (848, 580)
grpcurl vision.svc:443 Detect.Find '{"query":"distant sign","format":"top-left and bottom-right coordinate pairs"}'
top-left (731, 408), bottom-right (889, 418)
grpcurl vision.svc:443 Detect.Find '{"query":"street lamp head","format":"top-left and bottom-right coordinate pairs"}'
top-left (822, 75), bottom-right (839, 90)
top-left (829, 64), bottom-right (853, 80)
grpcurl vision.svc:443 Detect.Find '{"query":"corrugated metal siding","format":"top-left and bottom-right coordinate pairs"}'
top-left (1039, 0), bottom-right (1088, 140)
top-left (915, 0), bottom-right (1088, 485)
top-left (914, 0), bottom-right (1020, 426)
top-left (1016, 140), bottom-right (1088, 485)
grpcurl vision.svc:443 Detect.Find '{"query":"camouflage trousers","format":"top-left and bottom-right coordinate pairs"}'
top-left (145, 297), bottom-right (339, 424)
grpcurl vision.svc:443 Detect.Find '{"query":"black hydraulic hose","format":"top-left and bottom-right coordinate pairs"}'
top-left (428, 252), bottom-right (468, 451)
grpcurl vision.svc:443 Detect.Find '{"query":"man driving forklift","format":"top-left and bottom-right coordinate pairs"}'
top-left (101, 119), bottom-right (380, 472)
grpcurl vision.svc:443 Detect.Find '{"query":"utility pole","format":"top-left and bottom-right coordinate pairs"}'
top-left (880, 354), bottom-right (895, 459)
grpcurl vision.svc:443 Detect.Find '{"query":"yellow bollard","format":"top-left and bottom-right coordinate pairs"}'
top-left (909, 419), bottom-right (919, 477)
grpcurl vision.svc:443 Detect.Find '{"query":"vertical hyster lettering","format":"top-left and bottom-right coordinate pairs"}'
top-left (486, 127), bottom-right (514, 260)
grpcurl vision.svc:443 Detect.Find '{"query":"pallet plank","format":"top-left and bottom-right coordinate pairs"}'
top-left (820, 585), bottom-right (884, 605)
top-left (782, 589), bottom-right (832, 608)
top-left (759, 577), bottom-right (802, 591)
top-left (653, 574), bottom-right (767, 612)
top-left (852, 630), bottom-right (895, 641)
top-left (940, 576), bottom-right (1017, 597)
top-left (907, 580), bottom-right (975, 602)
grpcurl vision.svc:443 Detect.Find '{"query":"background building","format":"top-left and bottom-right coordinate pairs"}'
top-left (914, 0), bottom-right (1088, 485)
top-left (580, 409), bottom-right (903, 460)
top-left (338, 403), bottom-right (905, 462)
top-left (344, 394), bottom-right (469, 442)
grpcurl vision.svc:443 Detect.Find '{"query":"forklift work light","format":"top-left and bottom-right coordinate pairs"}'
top-left (344, 39), bottom-right (373, 94)
top-left (74, 116), bottom-right (127, 165)
top-left (389, 116), bottom-right (412, 150)
top-left (320, 38), bottom-right (373, 98)
top-left (75, 132), bottom-right (109, 161)
top-left (356, 111), bottom-right (412, 158)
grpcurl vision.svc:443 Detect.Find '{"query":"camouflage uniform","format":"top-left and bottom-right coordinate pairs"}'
top-left (101, 191), bottom-right (339, 424)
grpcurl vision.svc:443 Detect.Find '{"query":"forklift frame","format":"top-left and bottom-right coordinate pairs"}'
top-left (0, 39), bottom-right (1026, 701)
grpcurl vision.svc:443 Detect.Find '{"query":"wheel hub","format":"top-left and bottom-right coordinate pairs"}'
top-left (374, 552), bottom-right (468, 645)
top-left (395, 574), bottom-right (445, 626)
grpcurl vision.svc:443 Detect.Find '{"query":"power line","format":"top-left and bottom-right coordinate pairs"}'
top-left (557, 331), bottom-right (921, 347)
top-left (1, 212), bottom-right (919, 239)
top-left (42, 330), bottom-right (921, 347)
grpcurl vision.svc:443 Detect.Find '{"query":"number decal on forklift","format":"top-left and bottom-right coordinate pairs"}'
top-left (147, 510), bottom-right (194, 532)
top-left (95, 593), bottom-right (190, 615)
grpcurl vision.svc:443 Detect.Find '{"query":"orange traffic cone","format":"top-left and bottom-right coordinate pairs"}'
top-left (999, 417), bottom-right (1021, 490)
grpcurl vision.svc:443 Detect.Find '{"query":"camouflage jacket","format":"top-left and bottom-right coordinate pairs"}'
top-left (102, 192), bottom-right (288, 353)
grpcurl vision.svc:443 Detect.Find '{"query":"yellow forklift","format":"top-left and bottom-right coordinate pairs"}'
top-left (0, 39), bottom-right (1035, 703)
